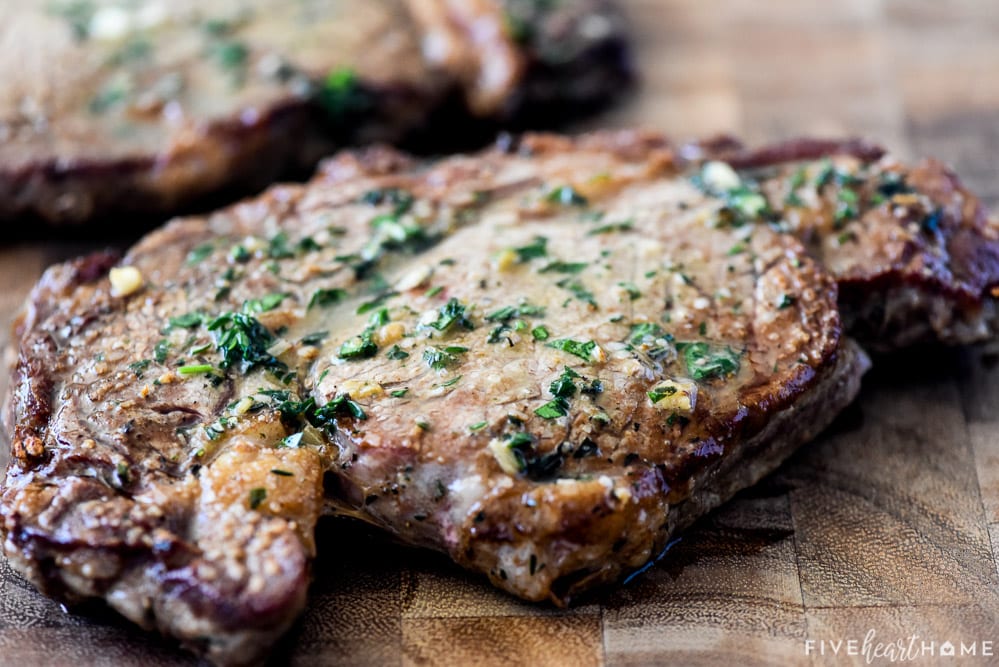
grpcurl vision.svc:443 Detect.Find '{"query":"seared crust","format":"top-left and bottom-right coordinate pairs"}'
top-left (685, 136), bottom-right (999, 348)
top-left (3, 130), bottom-right (862, 662)
top-left (0, 0), bottom-right (631, 226)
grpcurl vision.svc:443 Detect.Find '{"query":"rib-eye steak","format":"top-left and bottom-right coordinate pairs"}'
top-left (0, 0), bottom-right (629, 225)
top-left (681, 136), bottom-right (999, 349)
top-left (1, 131), bottom-right (869, 663)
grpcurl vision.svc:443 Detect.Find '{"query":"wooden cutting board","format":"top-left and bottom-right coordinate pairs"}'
top-left (2, 1), bottom-right (999, 664)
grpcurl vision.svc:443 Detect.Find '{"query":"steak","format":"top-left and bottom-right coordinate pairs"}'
top-left (1, 130), bottom-right (870, 663)
top-left (681, 136), bottom-right (999, 349)
top-left (0, 0), bottom-right (630, 226)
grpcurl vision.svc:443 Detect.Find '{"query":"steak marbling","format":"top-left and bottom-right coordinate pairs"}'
top-left (3, 131), bottom-right (879, 663)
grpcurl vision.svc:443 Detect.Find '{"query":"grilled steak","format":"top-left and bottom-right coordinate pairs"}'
top-left (681, 136), bottom-right (999, 349)
top-left (2, 130), bottom-right (867, 663)
top-left (0, 0), bottom-right (629, 225)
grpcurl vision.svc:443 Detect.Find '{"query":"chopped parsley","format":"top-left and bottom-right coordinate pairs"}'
top-left (777, 294), bottom-right (795, 309)
top-left (485, 302), bottom-right (546, 322)
top-left (248, 487), bottom-right (267, 510)
top-left (423, 346), bottom-right (468, 370)
top-left (677, 342), bottom-right (741, 381)
top-left (556, 278), bottom-right (597, 308)
top-left (540, 261), bottom-right (588, 274)
top-left (390, 389), bottom-right (409, 398)
top-left (469, 421), bottom-right (488, 431)
top-left (386, 345), bottom-right (410, 360)
top-left (128, 360), bottom-right (151, 377)
top-left (309, 288), bottom-right (347, 310)
top-left (546, 338), bottom-right (598, 362)
top-left (587, 220), bottom-right (633, 235)
top-left (153, 339), bottom-right (170, 363)
top-left (513, 237), bottom-right (548, 263)
top-left (428, 298), bottom-right (474, 332)
top-left (338, 333), bottom-right (377, 360)
top-left (207, 308), bottom-right (287, 376)
top-left (168, 312), bottom-right (204, 330)
top-left (186, 243), bottom-right (214, 265)
top-left (439, 375), bottom-right (463, 388)
top-left (318, 67), bottom-right (371, 118)
top-left (313, 393), bottom-right (367, 422)
top-left (300, 331), bottom-right (329, 346)
top-left (356, 291), bottom-right (395, 315)
top-left (531, 326), bottom-right (550, 341)
top-left (243, 293), bottom-right (287, 314)
top-left (647, 385), bottom-right (678, 403)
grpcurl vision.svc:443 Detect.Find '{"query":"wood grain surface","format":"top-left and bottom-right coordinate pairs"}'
top-left (2, 1), bottom-right (999, 665)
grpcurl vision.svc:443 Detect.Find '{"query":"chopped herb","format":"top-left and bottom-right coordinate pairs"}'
top-left (544, 185), bottom-right (588, 207)
top-left (531, 326), bottom-right (550, 341)
top-left (309, 288), bottom-right (347, 310)
top-left (425, 286), bottom-right (444, 298)
top-left (429, 298), bottom-right (474, 332)
top-left (777, 294), bottom-right (795, 309)
top-left (356, 292), bottom-right (396, 315)
top-left (207, 309), bottom-right (288, 376)
top-left (513, 237), bottom-right (548, 263)
top-left (469, 421), bottom-right (488, 431)
top-left (648, 385), bottom-right (678, 403)
top-left (243, 293), bottom-right (287, 313)
top-left (487, 325), bottom-right (510, 344)
top-left (154, 339), bottom-right (170, 363)
top-left (540, 261), bottom-right (588, 274)
top-left (814, 161), bottom-right (835, 189)
top-left (699, 321), bottom-right (708, 336)
top-left (534, 400), bottom-right (569, 420)
top-left (267, 232), bottom-right (295, 259)
top-left (168, 312), bottom-right (204, 329)
top-left (727, 242), bottom-right (747, 256)
top-left (556, 278), bottom-right (597, 308)
top-left (186, 244), bottom-right (214, 265)
top-left (300, 331), bottom-right (328, 346)
top-left (423, 346), bottom-right (468, 370)
top-left (229, 244), bottom-right (251, 263)
top-left (677, 342), bottom-right (741, 381)
top-left (248, 487), bottom-right (267, 510)
top-left (297, 237), bottom-right (322, 253)
top-left (128, 359), bottom-right (151, 377)
top-left (439, 375), bottom-right (463, 388)
top-left (386, 345), bottom-right (410, 360)
top-left (338, 333), bottom-right (377, 360)
top-left (313, 393), bottom-right (367, 422)
top-left (588, 220), bottom-right (633, 235)
top-left (390, 389), bottom-right (409, 398)
top-left (547, 339), bottom-right (598, 362)
top-left (318, 67), bottom-right (370, 118)
top-left (484, 302), bottom-right (546, 322)
top-left (835, 187), bottom-right (860, 224)
top-left (270, 469), bottom-right (294, 477)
